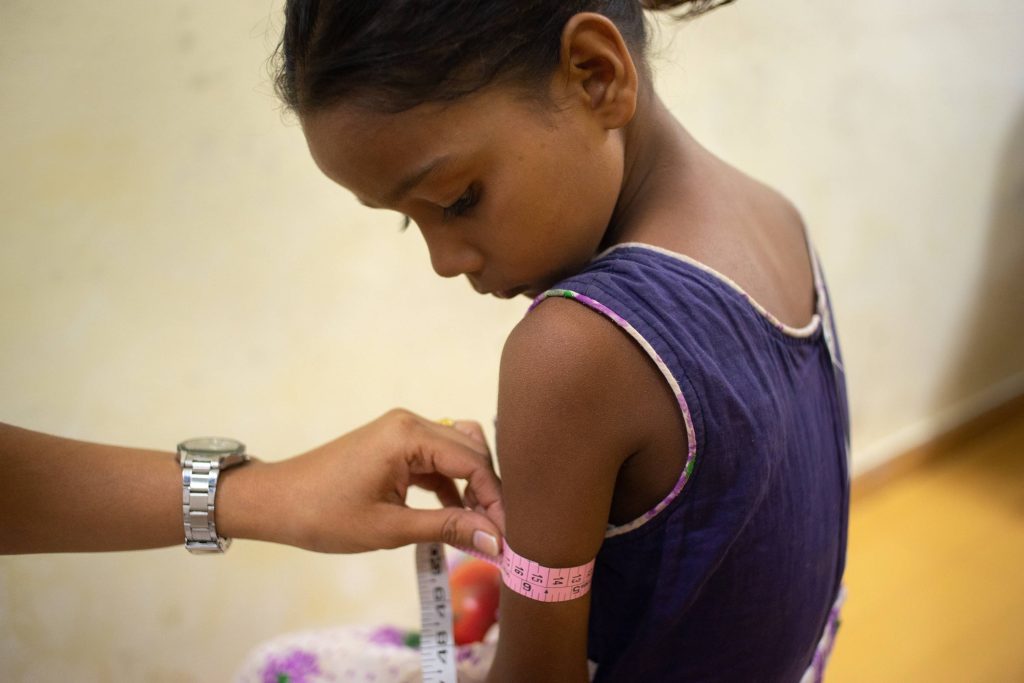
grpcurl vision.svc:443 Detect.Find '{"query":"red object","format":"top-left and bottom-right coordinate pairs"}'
top-left (450, 559), bottom-right (501, 645)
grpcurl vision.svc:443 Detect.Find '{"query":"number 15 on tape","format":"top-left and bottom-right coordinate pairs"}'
top-left (415, 543), bottom-right (458, 683)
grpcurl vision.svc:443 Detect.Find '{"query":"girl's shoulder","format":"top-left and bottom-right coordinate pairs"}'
top-left (500, 294), bottom-right (656, 446)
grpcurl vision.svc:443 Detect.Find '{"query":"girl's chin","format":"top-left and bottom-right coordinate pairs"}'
top-left (494, 286), bottom-right (528, 300)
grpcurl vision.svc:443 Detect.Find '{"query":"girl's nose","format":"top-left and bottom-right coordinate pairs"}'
top-left (420, 226), bottom-right (484, 279)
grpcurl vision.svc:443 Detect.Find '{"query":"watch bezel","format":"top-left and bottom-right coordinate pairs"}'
top-left (177, 437), bottom-right (245, 458)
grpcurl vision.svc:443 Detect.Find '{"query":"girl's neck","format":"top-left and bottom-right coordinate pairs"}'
top-left (602, 93), bottom-right (722, 251)
top-left (600, 91), bottom-right (818, 331)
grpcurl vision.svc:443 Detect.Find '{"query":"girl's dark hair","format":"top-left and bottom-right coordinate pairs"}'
top-left (273, 0), bottom-right (733, 115)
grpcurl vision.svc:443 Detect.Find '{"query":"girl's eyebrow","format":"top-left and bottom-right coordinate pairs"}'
top-left (383, 154), bottom-right (453, 206)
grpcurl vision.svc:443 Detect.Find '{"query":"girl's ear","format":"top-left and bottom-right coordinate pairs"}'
top-left (557, 12), bottom-right (640, 130)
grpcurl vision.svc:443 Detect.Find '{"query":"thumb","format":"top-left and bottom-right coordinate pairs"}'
top-left (384, 506), bottom-right (503, 558)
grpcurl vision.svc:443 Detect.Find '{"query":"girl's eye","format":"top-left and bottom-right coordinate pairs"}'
top-left (442, 186), bottom-right (479, 221)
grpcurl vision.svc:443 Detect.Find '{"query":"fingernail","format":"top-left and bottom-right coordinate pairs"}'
top-left (472, 530), bottom-right (500, 557)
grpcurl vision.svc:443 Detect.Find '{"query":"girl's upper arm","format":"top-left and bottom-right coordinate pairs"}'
top-left (486, 297), bottom-right (651, 683)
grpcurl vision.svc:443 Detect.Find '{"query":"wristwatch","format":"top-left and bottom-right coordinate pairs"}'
top-left (177, 437), bottom-right (249, 554)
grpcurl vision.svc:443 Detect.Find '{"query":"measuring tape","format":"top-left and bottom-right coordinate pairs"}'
top-left (500, 544), bottom-right (595, 602)
top-left (415, 542), bottom-right (459, 683)
top-left (415, 541), bottom-right (596, 682)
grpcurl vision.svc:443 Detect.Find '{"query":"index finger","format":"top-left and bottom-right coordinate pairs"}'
top-left (422, 416), bottom-right (492, 457)
top-left (413, 429), bottom-right (505, 534)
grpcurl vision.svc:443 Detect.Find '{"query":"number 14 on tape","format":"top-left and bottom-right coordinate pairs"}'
top-left (415, 543), bottom-right (458, 683)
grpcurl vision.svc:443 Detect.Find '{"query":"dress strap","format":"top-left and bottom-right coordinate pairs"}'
top-left (803, 231), bottom-right (843, 373)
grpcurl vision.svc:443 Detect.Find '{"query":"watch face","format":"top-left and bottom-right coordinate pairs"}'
top-left (178, 437), bottom-right (245, 455)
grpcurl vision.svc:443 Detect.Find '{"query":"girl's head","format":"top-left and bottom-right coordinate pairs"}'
top-left (277, 1), bottom-right (728, 298)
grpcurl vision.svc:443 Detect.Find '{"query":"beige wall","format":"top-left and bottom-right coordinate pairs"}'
top-left (1, 1), bottom-right (1022, 680)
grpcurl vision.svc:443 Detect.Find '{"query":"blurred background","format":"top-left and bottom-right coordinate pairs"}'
top-left (1, 1), bottom-right (1021, 681)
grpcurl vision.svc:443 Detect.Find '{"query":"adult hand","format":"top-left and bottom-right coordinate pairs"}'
top-left (219, 409), bottom-right (505, 555)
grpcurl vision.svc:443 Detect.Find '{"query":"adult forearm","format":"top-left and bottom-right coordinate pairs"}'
top-left (0, 411), bottom-right (506, 556)
top-left (0, 423), bottom-right (183, 553)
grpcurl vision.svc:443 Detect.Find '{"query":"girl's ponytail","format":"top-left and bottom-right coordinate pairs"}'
top-left (641, 0), bottom-right (735, 19)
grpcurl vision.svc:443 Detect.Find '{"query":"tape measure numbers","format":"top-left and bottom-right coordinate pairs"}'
top-left (415, 541), bottom-right (596, 682)
top-left (500, 544), bottom-right (595, 602)
top-left (415, 542), bottom-right (458, 683)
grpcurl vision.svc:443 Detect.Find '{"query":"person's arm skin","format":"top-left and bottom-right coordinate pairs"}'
top-left (0, 424), bottom-right (184, 553)
top-left (0, 411), bottom-right (505, 555)
top-left (486, 298), bottom-right (657, 683)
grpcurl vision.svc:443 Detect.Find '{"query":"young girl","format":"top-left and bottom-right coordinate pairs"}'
top-left (239, 1), bottom-right (849, 681)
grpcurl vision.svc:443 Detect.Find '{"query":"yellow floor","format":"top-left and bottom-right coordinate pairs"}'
top-left (828, 413), bottom-right (1024, 682)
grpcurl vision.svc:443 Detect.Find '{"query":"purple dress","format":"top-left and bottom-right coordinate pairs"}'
top-left (528, 241), bottom-right (849, 682)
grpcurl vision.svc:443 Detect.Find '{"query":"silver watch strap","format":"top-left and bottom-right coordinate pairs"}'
top-left (182, 457), bottom-right (229, 553)
top-left (178, 437), bottom-right (247, 554)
